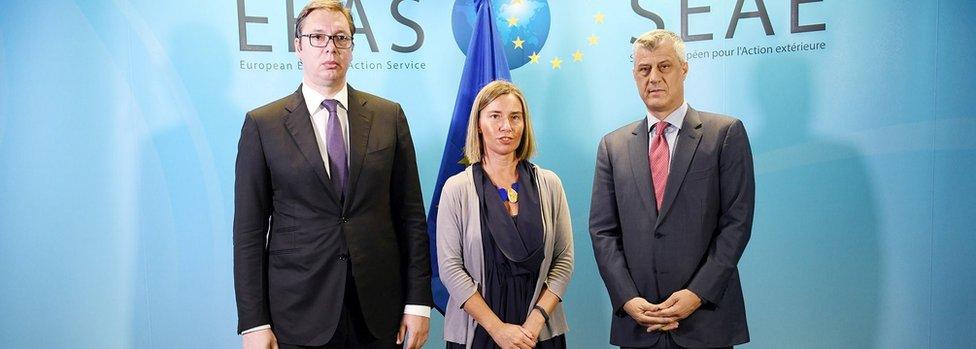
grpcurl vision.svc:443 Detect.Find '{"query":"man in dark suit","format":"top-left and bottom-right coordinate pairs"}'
top-left (589, 29), bottom-right (755, 349)
top-left (233, 1), bottom-right (432, 348)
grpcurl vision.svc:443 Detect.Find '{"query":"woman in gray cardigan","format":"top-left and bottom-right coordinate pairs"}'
top-left (437, 80), bottom-right (574, 349)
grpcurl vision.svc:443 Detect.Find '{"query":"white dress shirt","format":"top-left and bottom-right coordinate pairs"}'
top-left (647, 101), bottom-right (689, 165)
top-left (303, 81), bottom-right (350, 175)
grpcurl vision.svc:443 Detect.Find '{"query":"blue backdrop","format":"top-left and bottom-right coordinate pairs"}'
top-left (1, 1), bottom-right (974, 348)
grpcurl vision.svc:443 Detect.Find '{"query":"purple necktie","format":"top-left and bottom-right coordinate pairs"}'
top-left (322, 99), bottom-right (347, 196)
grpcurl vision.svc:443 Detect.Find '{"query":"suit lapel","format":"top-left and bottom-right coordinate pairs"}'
top-left (628, 119), bottom-right (658, 223)
top-left (282, 85), bottom-right (341, 204)
top-left (655, 107), bottom-right (703, 228)
top-left (344, 86), bottom-right (374, 207)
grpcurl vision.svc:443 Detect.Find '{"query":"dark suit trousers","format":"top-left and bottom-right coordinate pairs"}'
top-left (278, 269), bottom-right (397, 349)
top-left (622, 334), bottom-right (732, 349)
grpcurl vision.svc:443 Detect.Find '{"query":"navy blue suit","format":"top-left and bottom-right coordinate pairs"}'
top-left (590, 107), bottom-right (754, 348)
top-left (233, 85), bottom-right (433, 346)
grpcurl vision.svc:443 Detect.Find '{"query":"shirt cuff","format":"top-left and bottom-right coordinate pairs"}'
top-left (240, 325), bottom-right (271, 335)
top-left (403, 305), bottom-right (431, 318)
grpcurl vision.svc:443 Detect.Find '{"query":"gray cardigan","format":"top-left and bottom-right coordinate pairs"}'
top-left (436, 164), bottom-right (574, 347)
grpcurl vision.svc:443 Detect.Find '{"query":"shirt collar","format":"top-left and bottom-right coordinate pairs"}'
top-left (647, 101), bottom-right (688, 133)
top-left (301, 80), bottom-right (349, 115)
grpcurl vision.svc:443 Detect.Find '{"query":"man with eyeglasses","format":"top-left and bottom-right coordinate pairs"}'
top-left (233, 1), bottom-right (432, 348)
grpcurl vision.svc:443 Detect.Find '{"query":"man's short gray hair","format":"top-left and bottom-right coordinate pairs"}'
top-left (633, 29), bottom-right (686, 63)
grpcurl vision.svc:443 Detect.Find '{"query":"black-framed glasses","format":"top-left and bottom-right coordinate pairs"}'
top-left (300, 33), bottom-right (353, 49)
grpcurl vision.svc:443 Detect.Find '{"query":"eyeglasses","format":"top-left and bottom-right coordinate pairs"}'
top-left (300, 33), bottom-right (353, 49)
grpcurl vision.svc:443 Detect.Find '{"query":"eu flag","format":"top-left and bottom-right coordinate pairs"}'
top-left (428, 0), bottom-right (511, 313)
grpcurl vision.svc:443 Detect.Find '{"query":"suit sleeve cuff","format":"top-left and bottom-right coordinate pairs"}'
top-left (240, 324), bottom-right (271, 335)
top-left (404, 304), bottom-right (431, 318)
top-left (688, 286), bottom-right (714, 308)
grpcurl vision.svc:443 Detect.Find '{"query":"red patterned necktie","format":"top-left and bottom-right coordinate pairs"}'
top-left (649, 120), bottom-right (670, 210)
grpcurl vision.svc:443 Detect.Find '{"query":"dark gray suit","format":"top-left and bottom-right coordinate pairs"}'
top-left (234, 85), bottom-right (433, 346)
top-left (590, 107), bottom-right (754, 348)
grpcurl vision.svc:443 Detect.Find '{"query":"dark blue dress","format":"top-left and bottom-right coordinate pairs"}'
top-left (447, 162), bottom-right (566, 349)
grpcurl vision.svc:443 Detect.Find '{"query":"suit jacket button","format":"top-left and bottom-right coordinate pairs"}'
top-left (339, 217), bottom-right (348, 224)
top-left (338, 254), bottom-right (349, 261)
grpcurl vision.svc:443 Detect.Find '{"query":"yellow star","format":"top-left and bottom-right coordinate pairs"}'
top-left (550, 57), bottom-right (563, 69)
top-left (511, 0), bottom-right (524, 4)
top-left (507, 16), bottom-right (519, 27)
top-left (529, 52), bottom-right (541, 64)
top-left (512, 37), bottom-right (525, 49)
top-left (594, 12), bottom-right (605, 24)
top-left (572, 50), bottom-right (584, 62)
top-left (587, 34), bottom-right (599, 46)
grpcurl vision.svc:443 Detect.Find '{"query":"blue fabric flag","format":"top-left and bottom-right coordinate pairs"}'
top-left (428, 0), bottom-right (511, 313)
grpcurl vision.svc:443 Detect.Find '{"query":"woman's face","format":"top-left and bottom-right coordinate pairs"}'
top-left (478, 94), bottom-right (525, 160)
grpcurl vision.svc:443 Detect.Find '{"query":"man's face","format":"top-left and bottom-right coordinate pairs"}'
top-left (295, 9), bottom-right (353, 90)
top-left (633, 42), bottom-right (688, 118)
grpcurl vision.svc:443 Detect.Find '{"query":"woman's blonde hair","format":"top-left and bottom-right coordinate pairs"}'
top-left (463, 80), bottom-right (537, 164)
